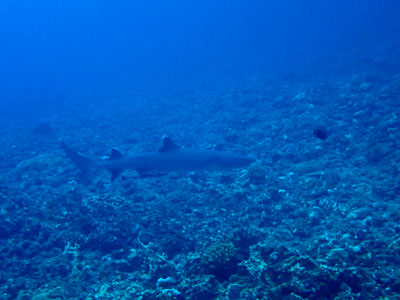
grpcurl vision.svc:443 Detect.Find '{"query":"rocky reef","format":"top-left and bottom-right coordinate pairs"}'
top-left (1, 59), bottom-right (400, 299)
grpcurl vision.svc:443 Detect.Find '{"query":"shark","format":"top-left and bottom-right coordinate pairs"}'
top-left (60, 136), bottom-right (256, 183)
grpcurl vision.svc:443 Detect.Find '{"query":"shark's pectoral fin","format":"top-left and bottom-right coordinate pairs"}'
top-left (108, 149), bottom-right (124, 181)
top-left (110, 169), bottom-right (123, 181)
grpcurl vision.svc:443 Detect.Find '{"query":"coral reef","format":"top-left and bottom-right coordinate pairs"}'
top-left (1, 56), bottom-right (400, 299)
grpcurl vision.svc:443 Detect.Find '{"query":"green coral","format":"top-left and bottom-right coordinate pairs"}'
top-left (203, 239), bottom-right (236, 267)
top-left (202, 237), bottom-right (239, 281)
top-left (203, 237), bottom-right (239, 282)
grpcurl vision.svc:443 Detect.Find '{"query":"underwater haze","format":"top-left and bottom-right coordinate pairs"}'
top-left (1, 0), bottom-right (400, 299)
top-left (1, 0), bottom-right (399, 119)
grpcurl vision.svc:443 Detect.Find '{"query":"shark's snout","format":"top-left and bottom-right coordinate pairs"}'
top-left (245, 155), bottom-right (256, 165)
top-left (238, 155), bottom-right (256, 167)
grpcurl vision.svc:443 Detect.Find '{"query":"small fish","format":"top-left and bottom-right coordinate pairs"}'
top-left (313, 125), bottom-right (329, 140)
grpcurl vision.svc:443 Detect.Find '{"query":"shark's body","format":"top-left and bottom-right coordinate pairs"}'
top-left (61, 136), bottom-right (255, 183)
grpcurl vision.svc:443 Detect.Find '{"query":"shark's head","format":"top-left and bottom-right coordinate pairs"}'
top-left (210, 152), bottom-right (256, 169)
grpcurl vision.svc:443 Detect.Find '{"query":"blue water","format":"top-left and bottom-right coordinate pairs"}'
top-left (1, 1), bottom-right (400, 299)
top-left (1, 1), bottom-right (399, 119)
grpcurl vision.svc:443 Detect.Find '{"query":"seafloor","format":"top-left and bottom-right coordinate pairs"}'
top-left (1, 61), bottom-right (400, 300)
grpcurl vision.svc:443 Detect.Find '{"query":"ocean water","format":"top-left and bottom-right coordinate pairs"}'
top-left (1, 1), bottom-right (400, 299)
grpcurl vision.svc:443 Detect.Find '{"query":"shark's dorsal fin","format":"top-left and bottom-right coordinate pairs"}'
top-left (109, 148), bottom-right (123, 160)
top-left (159, 136), bottom-right (179, 152)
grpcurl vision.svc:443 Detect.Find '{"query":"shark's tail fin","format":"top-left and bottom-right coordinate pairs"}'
top-left (60, 140), bottom-right (95, 184)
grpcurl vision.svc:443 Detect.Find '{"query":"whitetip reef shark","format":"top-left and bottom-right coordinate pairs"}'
top-left (60, 136), bottom-right (256, 183)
